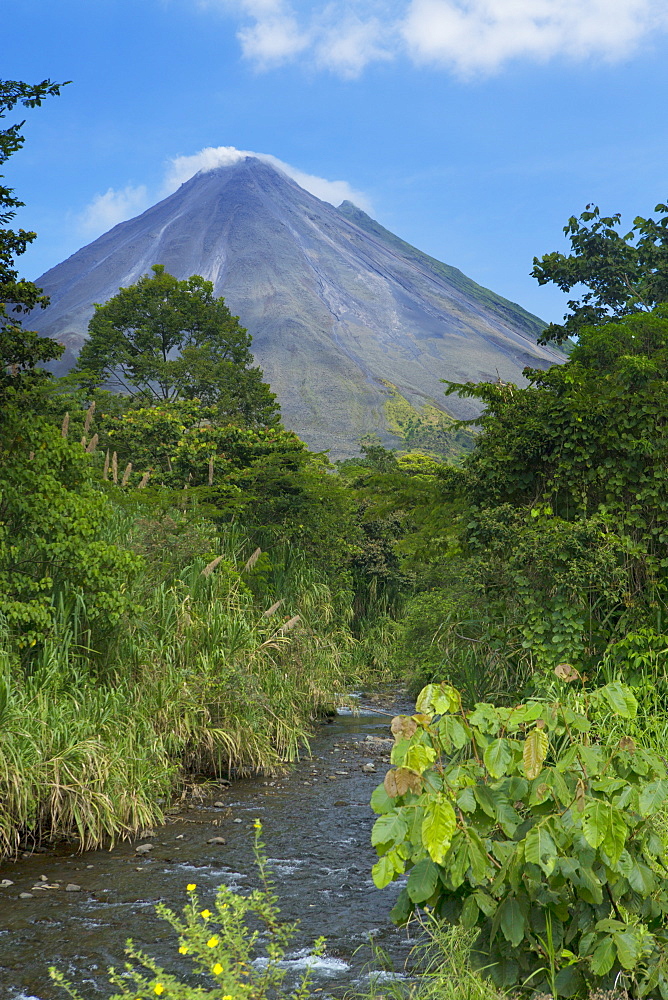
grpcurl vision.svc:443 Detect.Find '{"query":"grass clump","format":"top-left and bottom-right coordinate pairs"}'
top-left (0, 524), bottom-right (354, 857)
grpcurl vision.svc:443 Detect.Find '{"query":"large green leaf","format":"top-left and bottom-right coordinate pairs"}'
top-left (371, 812), bottom-right (408, 848)
top-left (370, 784), bottom-right (394, 815)
top-left (638, 779), bottom-right (668, 816)
top-left (627, 860), bottom-right (656, 894)
top-left (582, 801), bottom-right (607, 849)
top-left (466, 828), bottom-right (492, 884)
top-left (473, 784), bottom-right (497, 818)
top-left (590, 936), bottom-right (616, 976)
top-left (404, 743), bottom-right (437, 774)
top-left (484, 738), bottom-right (513, 778)
top-left (422, 794), bottom-right (456, 865)
top-left (574, 866), bottom-right (603, 905)
top-left (457, 786), bottom-right (476, 813)
top-left (613, 929), bottom-right (643, 970)
top-left (407, 858), bottom-right (440, 903)
top-left (445, 831), bottom-right (469, 888)
top-left (598, 681), bottom-right (638, 719)
top-left (460, 894), bottom-right (479, 928)
top-left (431, 684), bottom-right (461, 715)
top-left (524, 822), bottom-right (557, 876)
top-left (372, 854), bottom-right (399, 889)
top-left (439, 714), bottom-right (469, 750)
top-left (582, 801), bottom-right (627, 864)
top-left (415, 684), bottom-right (438, 715)
top-left (499, 897), bottom-right (525, 947)
top-left (416, 683), bottom-right (461, 716)
top-left (523, 727), bottom-right (548, 780)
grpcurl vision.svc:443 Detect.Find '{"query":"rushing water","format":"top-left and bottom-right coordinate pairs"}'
top-left (1, 701), bottom-right (419, 1000)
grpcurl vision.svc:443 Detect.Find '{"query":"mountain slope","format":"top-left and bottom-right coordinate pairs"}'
top-left (32, 157), bottom-right (562, 456)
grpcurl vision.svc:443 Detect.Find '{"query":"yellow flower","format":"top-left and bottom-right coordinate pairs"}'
top-left (207, 935), bottom-right (220, 948)
top-left (186, 883), bottom-right (196, 891)
top-left (179, 945), bottom-right (188, 955)
top-left (223, 996), bottom-right (233, 1000)
top-left (253, 819), bottom-right (262, 830)
top-left (213, 963), bottom-right (224, 975)
top-left (200, 909), bottom-right (212, 919)
top-left (154, 986), bottom-right (165, 996)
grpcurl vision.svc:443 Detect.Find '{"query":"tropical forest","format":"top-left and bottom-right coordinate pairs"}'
top-left (4, 78), bottom-right (668, 1000)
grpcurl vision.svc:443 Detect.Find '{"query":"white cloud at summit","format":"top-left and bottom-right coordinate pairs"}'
top-left (77, 147), bottom-right (372, 240)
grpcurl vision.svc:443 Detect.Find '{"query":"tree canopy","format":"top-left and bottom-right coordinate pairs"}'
top-left (75, 264), bottom-right (279, 425)
top-left (532, 202), bottom-right (668, 344)
top-left (1, 79), bottom-right (67, 398)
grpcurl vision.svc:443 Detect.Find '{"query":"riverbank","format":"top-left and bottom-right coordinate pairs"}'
top-left (1, 702), bottom-right (413, 1000)
top-left (0, 543), bottom-right (363, 861)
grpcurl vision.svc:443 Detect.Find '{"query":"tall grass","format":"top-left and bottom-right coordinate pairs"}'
top-left (0, 523), bottom-right (356, 858)
top-left (350, 922), bottom-right (504, 1000)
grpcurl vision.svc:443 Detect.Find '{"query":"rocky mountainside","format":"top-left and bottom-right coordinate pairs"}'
top-left (31, 156), bottom-right (562, 455)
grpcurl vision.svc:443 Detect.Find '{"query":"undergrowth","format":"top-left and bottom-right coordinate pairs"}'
top-left (0, 525), bottom-right (355, 858)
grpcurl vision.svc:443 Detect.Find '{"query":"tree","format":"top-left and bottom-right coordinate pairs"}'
top-left (532, 202), bottom-right (668, 344)
top-left (75, 264), bottom-right (279, 425)
top-left (1, 79), bottom-right (67, 398)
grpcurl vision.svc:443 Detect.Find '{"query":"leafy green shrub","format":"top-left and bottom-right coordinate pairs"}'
top-left (370, 676), bottom-right (668, 997)
top-left (50, 822), bottom-right (325, 999)
top-left (392, 588), bottom-right (530, 705)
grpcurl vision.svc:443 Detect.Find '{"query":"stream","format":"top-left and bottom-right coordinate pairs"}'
top-left (1, 699), bottom-right (419, 999)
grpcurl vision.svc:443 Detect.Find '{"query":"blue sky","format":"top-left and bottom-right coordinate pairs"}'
top-left (5, 0), bottom-right (668, 323)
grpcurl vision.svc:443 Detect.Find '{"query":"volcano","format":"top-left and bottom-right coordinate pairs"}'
top-left (31, 156), bottom-right (562, 455)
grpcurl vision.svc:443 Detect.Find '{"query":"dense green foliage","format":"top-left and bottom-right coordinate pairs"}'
top-left (75, 264), bottom-right (279, 424)
top-left (372, 679), bottom-right (668, 996)
top-left (1, 79), bottom-right (66, 397)
top-left (532, 202), bottom-right (668, 344)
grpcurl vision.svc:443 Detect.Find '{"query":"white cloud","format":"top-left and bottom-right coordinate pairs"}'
top-left (214, 0), bottom-right (668, 76)
top-left (314, 14), bottom-right (395, 77)
top-left (163, 145), bottom-right (373, 211)
top-left (236, 0), bottom-right (310, 65)
top-left (401, 0), bottom-right (666, 74)
top-left (77, 184), bottom-right (149, 236)
top-left (77, 148), bottom-right (371, 238)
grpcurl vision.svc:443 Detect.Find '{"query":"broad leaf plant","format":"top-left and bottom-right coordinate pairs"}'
top-left (371, 673), bottom-right (668, 997)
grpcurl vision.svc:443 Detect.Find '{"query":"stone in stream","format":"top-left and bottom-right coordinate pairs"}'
top-left (213, 801), bottom-right (226, 808)
top-left (65, 883), bottom-right (82, 892)
top-left (207, 837), bottom-right (227, 845)
top-left (361, 763), bottom-right (376, 773)
top-left (135, 843), bottom-right (154, 855)
top-left (0, 879), bottom-right (14, 887)
top-left (19, 892), bottom-right (34, 899)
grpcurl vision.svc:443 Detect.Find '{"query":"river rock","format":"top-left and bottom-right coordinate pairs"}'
top-left (214, 801), bottom-right (226, 808)
top-left (19, 892), bottom-right (34, 899)
top-left (361, 763), bottom-right (376, 773)
top-left (0, 879), bottom-right (14, 887)
top-left (65, 883), bottom-right (81, 892)
top-left (207, 837), bottom-right (227, 845)
top-left (135, 843), bottom-right (154, 855)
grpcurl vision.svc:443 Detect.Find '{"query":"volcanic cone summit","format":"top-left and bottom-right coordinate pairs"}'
top-left (32, 156), bottom-right (562, 455)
